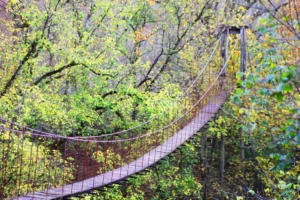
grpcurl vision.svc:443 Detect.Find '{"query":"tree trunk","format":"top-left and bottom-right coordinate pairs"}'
top-left (219, 133), bottom-right (225, 184)
top-left (240, 131), bottom-right (245, 178)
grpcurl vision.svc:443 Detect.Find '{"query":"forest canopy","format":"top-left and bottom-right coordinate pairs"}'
top-left (0, 0), bottom-right (299, 199)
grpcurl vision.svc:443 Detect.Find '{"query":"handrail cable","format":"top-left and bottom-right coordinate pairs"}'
top-left (0, 39), bottom-right (238, 143)
top-left (0, 33), bottom-right (223, 139)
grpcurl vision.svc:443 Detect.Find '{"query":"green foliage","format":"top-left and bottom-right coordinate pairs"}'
top-left (0, 0), bottom-right (225, 136)
top-left (76, 143), bottom-right (202, 200)
top-left (0, 130), bottom-right (74, 197)
top-left (229, 13), bottom-right (300, 199)
top-left (1, 0), bottom-right (299, 199)
top-left (93, 148), bottom-right (124, 173)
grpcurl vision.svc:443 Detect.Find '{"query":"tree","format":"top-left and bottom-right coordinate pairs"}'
top-left (0, 0), bottom-right (225, 136)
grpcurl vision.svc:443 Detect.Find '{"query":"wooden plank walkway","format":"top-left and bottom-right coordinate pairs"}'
top-left (15, 95), bottom-right (226, 200)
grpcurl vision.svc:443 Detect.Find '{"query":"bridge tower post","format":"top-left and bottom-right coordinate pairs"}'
top-left (220, 25), bottom-right (248, 75)
top-left (219, 25), bottom-right (248, 185)
top-left (240, 27), bottom-right (247, 75)
top-left (220, 28), bottom-right (229, 75)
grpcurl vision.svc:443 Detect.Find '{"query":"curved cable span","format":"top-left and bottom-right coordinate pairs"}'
top-left (0, 119), bottom-right (61, 138)
top-left (73, 35), bottom-right (222, 139)
top-left (58, 39), bottom-right (239, 143)
top-left (0, 38), bottom-right (238, 143)
top-left (0, 34), bottom-right (223, 139)
top-left (2, 39), bottom-right (238, 143)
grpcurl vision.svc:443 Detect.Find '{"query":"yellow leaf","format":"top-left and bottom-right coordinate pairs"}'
top-left (10, 0), bottom-right (18, 4)
top-left (239, 108), bottom-right (244, 114)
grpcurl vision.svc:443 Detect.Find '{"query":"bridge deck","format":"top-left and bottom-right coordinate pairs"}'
top-left (16, 95), bottom-right (226, 200)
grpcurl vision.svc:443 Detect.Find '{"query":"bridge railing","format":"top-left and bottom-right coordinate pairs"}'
top-left (0, 40), bottom-right (239, 198)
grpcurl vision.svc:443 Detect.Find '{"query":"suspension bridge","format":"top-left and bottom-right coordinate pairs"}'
top-left (0, 27), bottom-right (246, 199)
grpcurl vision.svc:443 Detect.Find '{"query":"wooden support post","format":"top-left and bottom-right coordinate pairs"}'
top-left (240, 131), bottom-right (245, 178)
top-left (220, 132), bottom-right (225, 184)
top-left (220, 26), bottom-right (247, 75)
top-left (221, 28), bottom-right (229, 75)
top-left (240, 27), bottom-right (247, 74)
top-left (219, 107), bottom-right (225, 185)
top-left (240, 27), bottom-right (247, 178)
top-left (219, 28), bottom-right (229, 185)
top-left (218, 25), bottom-right (248, 185)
